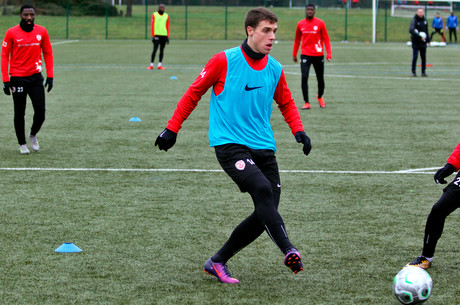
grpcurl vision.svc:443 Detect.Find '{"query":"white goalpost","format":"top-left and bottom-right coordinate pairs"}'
top-left (391, 0), bottom-right (453, 18)
top-left (372, 0), bottom-right (460, 43)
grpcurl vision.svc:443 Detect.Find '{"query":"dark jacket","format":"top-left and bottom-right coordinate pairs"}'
top-left (409, 14), bottom-right (430, 48)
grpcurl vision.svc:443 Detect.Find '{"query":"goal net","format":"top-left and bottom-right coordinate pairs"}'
top-left (391, 0), bottom-right (453, 18)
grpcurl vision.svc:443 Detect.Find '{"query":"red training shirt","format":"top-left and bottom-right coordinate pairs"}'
top-left (167, 46), bottom-right (305, 136)
top-left (293, 17), bottom-right (332, 59)
top-left (1, 24), bottom-right (53, 82)
top-left (447, 142), bottom-right (460, 171)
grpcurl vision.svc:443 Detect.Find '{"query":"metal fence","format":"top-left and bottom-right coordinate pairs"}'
top-left (1, 2), bottom-right (458, 41)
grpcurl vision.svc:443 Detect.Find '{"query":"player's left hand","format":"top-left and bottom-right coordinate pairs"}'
top-left (3, 82), bottom-right (11, 95)
top-left (166, 37), bottom-right (169, 44)
top-left (434, 163), bottom-right (455, 184)
top-left (155, 128), bottom-right (177, 151)
top-left (295, 131), bottom-right (311, 156)
top-left (44, 78), bottom-right (53, 92)
top-left (327, 56), bottom-right (332, 62)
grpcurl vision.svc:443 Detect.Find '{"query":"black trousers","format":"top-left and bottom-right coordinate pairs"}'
top-left (430, 28), bottom-right (444, 41)
top-left (10, 73), bottom-right (46, 145)
top-left (151, 35), bottom-right (167, 63)
top-left (211, 144), bottom-right (293, 263)
top-left (422, 172), bottom-right (460, 258)
top-left (300, 55), bottom-right (325, 102)
top-left (411, 47), bottom-right (426, 74)
top-left (448, 27), bottom-right (457, 43)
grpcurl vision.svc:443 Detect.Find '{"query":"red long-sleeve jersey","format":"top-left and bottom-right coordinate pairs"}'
top-left (167, 46), bottom-right (304, 136)
top-left (447, 142), bottom-right (460, 171)
top-left (1, 24), bottom-right (53, 82)
top-left (293, 17), bottom-right (332, 59)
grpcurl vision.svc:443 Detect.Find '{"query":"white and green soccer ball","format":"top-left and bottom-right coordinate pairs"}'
top-left (393, 266), bottom-right (432, 304)
top-left (419, 32), bottom-right (427, 39)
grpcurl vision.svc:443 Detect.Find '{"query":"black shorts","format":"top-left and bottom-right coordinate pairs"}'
top-left (214, 143), bottom-right (280, 193)
top-left (300, 55), bottom-right (324, 78)
top-left (153, 35), bottom-right (168, 44)
top-left (443, 171), bottom-right (460, 195)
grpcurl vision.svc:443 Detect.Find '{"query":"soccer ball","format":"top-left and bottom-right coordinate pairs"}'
top-left (393, 266), bottom-right (432, 304)
top-left (419, 32), bottom-right (427, 39)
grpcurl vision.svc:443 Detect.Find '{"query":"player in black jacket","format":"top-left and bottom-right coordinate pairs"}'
top-left (409, 9), bottom-right (430, 77)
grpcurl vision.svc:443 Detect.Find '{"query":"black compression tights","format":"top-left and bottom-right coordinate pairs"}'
top-left (422, 189), bottom-right (460, 258)
top-left (212, 173), bottom-right (293, 263)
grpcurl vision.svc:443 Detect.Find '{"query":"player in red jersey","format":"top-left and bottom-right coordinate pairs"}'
top-left (1, 4), bottom-right (54, 154)
top-left (407, 142), bottom-right (460, 269)
top-left (292, 4), bottom-right (331, 110)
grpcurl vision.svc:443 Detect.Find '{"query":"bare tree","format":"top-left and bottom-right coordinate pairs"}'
top-left (2, 0), bottom-right (8, 16)
top-left (126, 0), bottom-right (132, 17)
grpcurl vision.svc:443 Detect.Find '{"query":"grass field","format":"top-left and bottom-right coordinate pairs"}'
top-left (1, 5), bottom-right (453, 42)
top-left (1, 39), bottom-right (460, 304)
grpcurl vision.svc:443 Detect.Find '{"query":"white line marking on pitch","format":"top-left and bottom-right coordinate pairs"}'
top-left (0, 167), bottom-right (438, 174)
top-left (52, 40), bottom-right (80, 46)
top-left (284, 71), bottom-right (457, 81)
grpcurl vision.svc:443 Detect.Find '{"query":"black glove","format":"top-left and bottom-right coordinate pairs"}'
top-left (165, 37), bottom-right (169, 44)
top-left (3, 82), bottom-right (11, 95)
top-left (434, 163), bottom-right (455, 184)
top-left (155, 128), bottom-right (177, 151)
top-left (295, 131), bottom-right (311, 156)
top-left (44, 78), bottom-right (53, 92)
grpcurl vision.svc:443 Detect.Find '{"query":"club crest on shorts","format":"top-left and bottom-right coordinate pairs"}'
top-left (235, 160), bottom-right (245, 170)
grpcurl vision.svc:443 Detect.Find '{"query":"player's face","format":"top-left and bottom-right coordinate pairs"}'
top-left (417, 9), bottom-right (424, 18)
top-left (158, 4), bottom-right (165, 13)
top-left (20, 8), bottom-right (35, 24)
top-left (247, 20), bottom-right (277, 55)
top-left (306, 7), bottom-right (315, 19)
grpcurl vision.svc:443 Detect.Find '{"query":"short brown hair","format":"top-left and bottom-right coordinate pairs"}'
top-left (244, 7), bottom-right (278, 36)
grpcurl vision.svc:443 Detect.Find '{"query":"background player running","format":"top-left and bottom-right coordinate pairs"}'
top-left (155, 7), bottom-right (311, 284)
top-left (292, 4), bottom-right (331, 110)
top-left (407, 142), bottom-right (460, 269)
top-left (1, 3), bottom-right (54, 154)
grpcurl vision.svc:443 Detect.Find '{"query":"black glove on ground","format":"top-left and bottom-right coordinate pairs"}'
top-left (434, 163), bottom-right (455, 184)
top-left (45, 78), bottom-right (53, 92)
top-left (295, 131), bottom-right (311, 156)
top-left (155, 128), bottom-right (177, 151)
top-left (3, 82), bottom-right (11, 95)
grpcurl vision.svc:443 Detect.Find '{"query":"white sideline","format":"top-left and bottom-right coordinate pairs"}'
top-left (283, 71), bottom-right (458, 82)
top-left (0, 167), bottom-right (438, 174)
top-left (51, 40), bottom-right (79, 46)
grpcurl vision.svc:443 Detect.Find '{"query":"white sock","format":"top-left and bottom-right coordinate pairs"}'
top-left (158, 62), bottom-right (162, 67)
top-left (150, 63), bottom-right (154, 67)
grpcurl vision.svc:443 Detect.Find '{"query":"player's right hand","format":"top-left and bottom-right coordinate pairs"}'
top-left (293, 56), bottom-right (298, 63)
top-left (44, 78), bottom-right (53, 92)
top-left (3, 82), bottom-right (11, 95)
top-left (295, 131), bottom-right (311, 156)
top-left (434, 163), bottom-right (455, 184)
top-left (155, 128), bottom-right (177, 151)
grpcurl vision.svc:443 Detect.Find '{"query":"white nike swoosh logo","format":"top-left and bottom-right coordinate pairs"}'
top-left (17, 39), bottom-right (23, 42)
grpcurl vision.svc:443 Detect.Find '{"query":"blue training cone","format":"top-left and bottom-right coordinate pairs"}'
top-left (170, 76), bottom-right (178, 80)
top-left (129, 116), bottom-right (141, 122)
top-left (55, 243), bottom-right (82, 253)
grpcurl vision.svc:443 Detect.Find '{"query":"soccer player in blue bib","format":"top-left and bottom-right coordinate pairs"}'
top-left (155, 7), bottom-right (312, 283)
